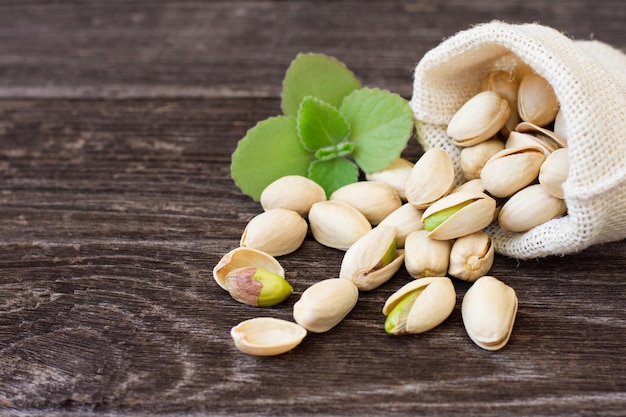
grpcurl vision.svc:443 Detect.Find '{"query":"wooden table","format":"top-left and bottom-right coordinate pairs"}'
top-left (1, 1), bottom-right (625, 415)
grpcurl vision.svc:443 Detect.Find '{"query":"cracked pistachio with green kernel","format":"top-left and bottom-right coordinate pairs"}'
top-left (225, 266), bottom-right (293, 307)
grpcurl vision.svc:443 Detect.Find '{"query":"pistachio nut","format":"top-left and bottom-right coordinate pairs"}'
top-left (504, 131), bottom-right (557, 155)
top-left (481, 70), bottom-right (521, 136)
top-left (498, 184), bottom-right (567, 232)
top-left (339, 225), bottom-right (405, 291)
top-left (378, 203), bottom-right (424, 248)
top-left (240, 208), bottom-right (308, 256)
top-left (448, 231), bottom-right (494, 282)
top-left (460, 138), bottom-right (505, 180)
top-left (405, 149), bottom-right (455, 209)
top-left (382, 277), bottom-right (456, 335)
top-left (404, 230), bottom-right (452, 278)
top-left (450, 178), bottom-right (485, 196)
top-left (461, 276), bottom-right (517, 351)
top-left (260, 175), bottom-right (326, 217)
top-left (516, 121), bottom-right (567, 148)
top-left (308, 200), bottom-right (371, 251)
top-left (365, 157), bottom-right (414, 200)
top-left (330, 181), bottom-right (402, 225)
top-left (231, 317), bottom-right (307, 356)
top-left (539, 148), bottom-right (569, 199)
top-left (421, 191), bottom-right (496, 240)
top-left (446, 90), bottom-right (510, 147)
top-left (213, 247), bottom-right (284, 291)
top-left (293, 278), bottom-right (359, 333)
top-left (480, 145), bottom-right (546, 198)
top-left (225, 266), bottom-right (293, 307)
top-left (553, 109), bottom-right (568, 142)
top-left (517, 73), bottom-right (560, 127)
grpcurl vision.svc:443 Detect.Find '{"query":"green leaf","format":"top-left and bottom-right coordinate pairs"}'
top-left (297, 96), bottom-right (350, 151)
top-left (315, 141), bottom-right (355, 161)
top-left (308, 158), bottom-right (359, 198)
top-left (281, 53), bottom-right (361, 117)
top-left (231, 116), bottom-right (314, 201)
top-left (340, 87), bottom-right (415, 173)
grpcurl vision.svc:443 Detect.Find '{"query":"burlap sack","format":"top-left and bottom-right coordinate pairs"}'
top-left (410, 21), bottom-right (626, 259)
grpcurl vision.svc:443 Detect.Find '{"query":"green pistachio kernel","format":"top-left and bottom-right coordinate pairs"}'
top-left (384, 287), bottom-right (425, 335)
top-left (225, 266), bottom-right (292, 307)
top-left (380, 237), bottom-right (397, 267)
top-left (424, 200), bottom-right (473, 231)
top-left (254, 267), bottom-right (294, 307)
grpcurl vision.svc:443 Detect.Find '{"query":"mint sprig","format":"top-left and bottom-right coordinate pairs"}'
top-left (231, 53), bottom-right (415, 200)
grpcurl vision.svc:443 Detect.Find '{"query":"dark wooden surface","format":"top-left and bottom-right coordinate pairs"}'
top-left (1, 1), bottom-right (625, 416)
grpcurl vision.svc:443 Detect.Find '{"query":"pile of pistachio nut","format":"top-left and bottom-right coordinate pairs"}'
top-left (214, 69), bottom-right (568, 356)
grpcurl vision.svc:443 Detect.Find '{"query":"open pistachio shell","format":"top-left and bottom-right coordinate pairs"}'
top-left (378, 203), bottom-right (424, 248)
top-left (498, 184), bottom-right (567, 232)
top-left (481, 70), bottom-right (521, 136)
top-left (404, 230), bottom-right (452, 278)
top-left (460, 138), bottom-right (505, 180)
top-left (213, 247), bottom-right (284, 291)
top-left (516, 121), bottom-right (567, 148)
top-left (365, 157), bottom-right (414, 200)
top-left (406, 149), bottom-right (455, 209)
top-left (260, 175), bottom-right (326, 217)
top-left (421, 192), bottom-right (496, 240)
top-left (462, 276), bottom-right (517, 351)
top-left (517, 73), bottom-right (560, 127)
top-left (448, 231), bottom-right (494, 282)
top-left (231, 317), bottom-right (307, 356)
top-left (339, 225), bottom-right (405, 291)
top-left (382, 277), bottom-right (456, 335)
top-left (240, 208), bottom-right (308, 256)
top-left (446, 90), bottom-right (510, 147)
top-left (293, 278), bottom-right (359, 333)
top-left (539, 148), bottom-right (569, 199)
top-left (480, 145), bottom-right (546, 198)
top-left (309, 200), bottom-right (372, 251)
top-left (330, 181), bottom-right (402, 225)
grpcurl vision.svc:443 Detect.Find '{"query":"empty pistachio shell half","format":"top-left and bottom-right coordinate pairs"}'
top-left (481, 70), bottom-right (521, 136)
top-left (240, 208), bottom-right (308, 256)
top-left (516, 121), bottom-right (567, 148)
top-left (406, 149), bottom-right (455, 209)
top-left (461, 276), bottom-right (517, 351)
top-left (260, 175), bottom-right (326, 217)
top-left (213, 247), bottom-right (284, 291)
top-left (330, 181), bottom-right (402, 225)
top-left (365, 157), bottom-right (414, 200)
top-left (448, 231), bottom-right (494, 282)
top-left (339, 225), bottom-right (405, 291)
top-left (539, 148), bottom-right (569, 199)
top-left (480, 145), bottom-right (546, 198)
top-left (231, 317), bottom-right (307, 356)
top-left (498, 184), bottom-right (567, 232)
top-left (421, 192), bottom-right (496, 240)
top-left (404, 230), bottom-right (452, 278)
top-left (460, 138), bottom-right (505, 180)
top-left (517, 73), bottom-right (560, 127)
top-left (446, 90), bottom-right (510, 147)
top-left (225, 266), bottom-right (293, 307)
top-left (309, 200), bottom-right (372, 251)
top-left (378, 203), bottom-right (424, 248)
top-left (293, 278), bottom-right (359, 333)
top-left (383, 277), bottom-right (456, 335)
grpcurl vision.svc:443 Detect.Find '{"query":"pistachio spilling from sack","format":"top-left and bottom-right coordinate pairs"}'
top-left (406, 148), bottom-right (455, 209)
top-left (365, 157), bottom-right (414, 200)
top-left (378, 203), bottom-right (424, 248)
top-left (517, 73), bottom-right (560, 127)
top-left (480, 145), bottom-right (546, 198)
top-left (404, 230), bottom-right (452, 278)
top-left (498, 184), bottom-right (567, 232)
top-left (330, 181), bottom-right (402, 225)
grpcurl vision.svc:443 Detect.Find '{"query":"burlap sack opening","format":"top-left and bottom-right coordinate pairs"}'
top-left (410, 21), bottom-right (626, 259)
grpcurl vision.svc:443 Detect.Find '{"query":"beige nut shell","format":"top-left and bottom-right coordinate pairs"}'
top-left (231, 317), bottom-right (307, 356)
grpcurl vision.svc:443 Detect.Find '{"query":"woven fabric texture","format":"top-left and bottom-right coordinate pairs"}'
top-left (410, 21), bottom-right (626, 259)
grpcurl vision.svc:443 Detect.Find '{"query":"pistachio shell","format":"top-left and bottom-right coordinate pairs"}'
top-left (498, 184), bottom-right (567, 232)
top-left (481, 70), bottom-right (521, 136)
top-left (213, 247), bottom-right (284, 291)
top-left (339, 225), bottom-right (405, 291)
top-left (330, 181), bottom-right (402, 225)
top-left (421, 192), bottom-right (496, 240)
top-left (293, 278), bottom-right (359, 333)
top-left (260, 175), bottom-right (326, 217)
top-left (405, 149), bottom-right (455, 209)
top-left (382, 277), bottom-right (456, 335)
top-left (240, 208), bottom-right (308, 256)
top-left (480, 145), bottom-right (546, 198)
top-left (516, 121), bottom-right (567, 148)
top-left (460, 138), bottom-right (505, 180)
top-left (450, 178), bottom-right (485, 195)
top-left (461, 276), bottom-right (517, 351)
top-left (448, 231), bottom-right (494, 282)
top-left (553, 109), bottom-right (568, 142)
top-left (378, 203), bottom-right (424, 248)
top-left (231, 317), bottom-right (307, 356)
top-left (505, 131), bottom-right (557, 155)
top-left (309, 200), bottom-right (372, 250)
top-left (446, 91), bottom-right (511, 147)
top-left (539, 148), bottom-right (569, 199)
top-left (404, 230), bottom-right (452, 278)
top-left (517, 73), bottom-right (560, 127)
top-left (365, 158), bottom-right (414, 200)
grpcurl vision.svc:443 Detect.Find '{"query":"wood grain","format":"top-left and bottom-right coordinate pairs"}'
top-left (0, 1), bottom-right (625, 416)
